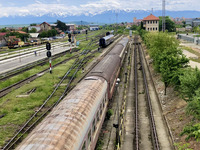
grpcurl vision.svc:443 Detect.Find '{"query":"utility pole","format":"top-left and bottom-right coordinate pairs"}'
top-left (115, 10), bottom-right (118, 34)
top-left (162, 0), bottom-right (166, 32)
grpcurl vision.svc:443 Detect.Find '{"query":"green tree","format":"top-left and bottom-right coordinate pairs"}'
top-left (56, 20), bottom-right (69, 31)
top-left (130, 25), bottom-right (138, 30)
top-left (21, 27), bottom-right (28, 33)
top-left (179, 68), bottom-right (200, 101)
top-left (6, 32), bottom-right (29, 41)
top-left (159, 16), bottom-right (175, 32)
top-left (182, 21), bottom-right (186, 27)
top-left (144, 32), bottom-right (189, 94)
top-left (160, 53), bottom-right (188, 95)
top-left (29, 28), bottom-right (37, 33)
top-left (0, 28), bottom-right (8, 33)
top-left (39, 31), bottom-right (48, 38)
top-left (30, 23), bottom-right (37, 26)
top-left (193, 26), bottom-right (200, 34)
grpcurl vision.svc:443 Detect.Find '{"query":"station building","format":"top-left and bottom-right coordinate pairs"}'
top-left (143, 14), bottom-right (159, 32)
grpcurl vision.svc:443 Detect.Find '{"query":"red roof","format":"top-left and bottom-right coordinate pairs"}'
top-left (0, 32), bottom-right (7, 36)
top-left (17, 31), bottom-right (27, 34)
top-left (40, 22), bottom-right (51, 26)
top-left (143, 14), bottom-right (159, 21)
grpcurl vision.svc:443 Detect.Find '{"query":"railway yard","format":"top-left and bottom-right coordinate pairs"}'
top-left (1, 30), bottom-right (200, 150)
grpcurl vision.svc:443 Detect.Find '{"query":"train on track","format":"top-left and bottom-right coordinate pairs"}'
top-left (16, 37), bottom-right (129, 150)
top-left (99, 34), bottom-right (114, 47)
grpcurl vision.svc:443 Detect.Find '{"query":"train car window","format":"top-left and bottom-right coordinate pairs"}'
top-left (100, 109), bottom-right (102, 116)
top-left (88, 130), bottom-right (92, 144)
top-left (81, 141), bottom-right (86, 150)
top-left (93, 119), bottom-right (96, 133)
top-left (97, 111), bottom-right (100, 121)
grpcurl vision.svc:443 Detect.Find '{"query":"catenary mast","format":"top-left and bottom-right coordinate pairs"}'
top-left (162, 0), bottom-right (166, 32)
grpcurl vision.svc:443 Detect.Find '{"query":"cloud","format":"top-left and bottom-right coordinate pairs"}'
top-left (0, 0), bottom-right (199, 18)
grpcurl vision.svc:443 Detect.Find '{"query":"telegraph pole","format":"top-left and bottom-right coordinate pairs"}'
top-left (162, 0), bottom-right (166, 32)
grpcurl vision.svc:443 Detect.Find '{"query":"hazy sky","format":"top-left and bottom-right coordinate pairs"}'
top-left (0, 0), bottom-right (199, 18)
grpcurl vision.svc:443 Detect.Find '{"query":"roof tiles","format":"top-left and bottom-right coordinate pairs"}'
top-left (143, 14), bottom-right (159, 21)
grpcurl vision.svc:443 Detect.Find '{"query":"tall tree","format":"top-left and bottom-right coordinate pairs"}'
top-left (159, 16), bottom-right (175, 32)
top-left (56, 20), bottom-right (69, 31)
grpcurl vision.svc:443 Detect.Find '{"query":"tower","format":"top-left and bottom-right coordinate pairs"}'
top-left (162, 0), bottom-right (165, 32)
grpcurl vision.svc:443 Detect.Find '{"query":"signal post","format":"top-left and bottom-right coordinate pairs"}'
top-left (46, 42), bottom-right (52, 74)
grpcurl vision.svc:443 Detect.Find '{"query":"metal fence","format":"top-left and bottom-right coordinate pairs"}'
top-left (177, 34), bottom-right (200, 45)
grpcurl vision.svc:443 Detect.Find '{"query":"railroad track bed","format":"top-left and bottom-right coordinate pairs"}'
top-left (131, 36), bottom-right (173, 150)
top-left (0, 34), bottom-right (122, 149)
top-left (100, 35), bottom-right (174, 150)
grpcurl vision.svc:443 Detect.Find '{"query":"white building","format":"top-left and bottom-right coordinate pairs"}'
top-left (143, 14), bottom-right (159, 32)
top-left (28, 26), bottom-right (41, 32)
top-left (89, 24), bottom-right (99, 31)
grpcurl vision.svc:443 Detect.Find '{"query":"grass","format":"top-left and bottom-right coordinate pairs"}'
top-left (0, 52), bottom-right (76, 90)
top-left (0, 31), bottom-right (105, 147)
top-left (180, 45), bottom-right (200, 63)
top-left (0, 59), bottom-right (75, 147)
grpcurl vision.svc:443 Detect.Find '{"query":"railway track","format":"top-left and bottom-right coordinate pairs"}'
top-left (134, 36), bottom-right (160, 150)
top-left (0, 34), bottom-right (120, 99)
top-left (132, 36), bottom-right (172, 150)
top-left (2, 34), bottom-right (122, 150)
top-left (0, 54), bottom-right (79, 98)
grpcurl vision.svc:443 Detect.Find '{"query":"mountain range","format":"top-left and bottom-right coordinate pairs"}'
top-left (0, 10), bottom-right (200, 27)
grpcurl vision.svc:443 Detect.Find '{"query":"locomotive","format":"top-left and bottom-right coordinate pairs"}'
top-left (16, 37), bottom-right (129, 150)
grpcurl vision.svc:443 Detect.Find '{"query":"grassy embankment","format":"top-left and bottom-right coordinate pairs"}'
top-left (0, 30), bottom-right (103, 147)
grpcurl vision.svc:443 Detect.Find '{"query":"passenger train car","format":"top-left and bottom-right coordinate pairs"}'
top-left (16, 37), bottom-right (129, 150)
top-left (99, 34), bottom-right (114, 47)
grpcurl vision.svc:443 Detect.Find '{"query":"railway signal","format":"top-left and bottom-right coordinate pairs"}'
top-left (46, 42), bottom-right (52, 74)
top-left (46, 42), bottom-right (51, 50)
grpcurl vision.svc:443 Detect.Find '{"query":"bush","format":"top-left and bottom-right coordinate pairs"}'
top-left (105, 109), bottom-right (113, 120)
top-left (180, 123), bottom-right (200, 141)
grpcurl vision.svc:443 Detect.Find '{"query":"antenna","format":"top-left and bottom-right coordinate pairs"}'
top-left (162, 0), bottom-right (166, 32)
top-left (152, 8), bottom-right (153, 14)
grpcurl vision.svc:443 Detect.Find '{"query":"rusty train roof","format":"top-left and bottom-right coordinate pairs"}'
top-left (107, 37), bottom-right (129, 56)
top-left (16, 77), bottom-right (107, 150)
top-left (87, 55), bottom-right (120, 83)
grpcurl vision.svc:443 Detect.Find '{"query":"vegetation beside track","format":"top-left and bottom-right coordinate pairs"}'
top-left (141, 31), bottom-right (200, 145)
top-left (0, 30), bottom-right (107, 148)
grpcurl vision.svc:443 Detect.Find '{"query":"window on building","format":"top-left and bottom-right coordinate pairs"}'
top-left (153, 21), bottom-right (154, 24)
top-left (148, 28), bottom-right (149, 31)
top-left (156, 21), bottom-right (157, 24)
top-left (150, 21), bottom-right (152, 24)
top-left (148, 21), bottom-right (149, 24)
top-left (153, 28), bottom-right (155, 30)
top-left (156, 27), bottom-right (157, 31)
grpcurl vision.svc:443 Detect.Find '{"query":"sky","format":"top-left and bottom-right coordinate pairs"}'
top-left (0, 0), bottom-right (199, 18)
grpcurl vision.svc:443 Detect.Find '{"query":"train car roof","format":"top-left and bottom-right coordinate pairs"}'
top-left (108, 37), bottom-right (129, 56)
top-left (87, 55), bottom-right (120, 82)
top-left (16, 77), bottom-right (107, 150)
top-left (116, 37), bottom-right (129, 47)
top-left (102, 34), bottom-right (114, 40)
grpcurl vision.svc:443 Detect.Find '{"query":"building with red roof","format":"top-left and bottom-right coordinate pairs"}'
top-left (143, 14), bottom-right (160, 32)
top-left (40, 22), bottom-right (52, 31)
